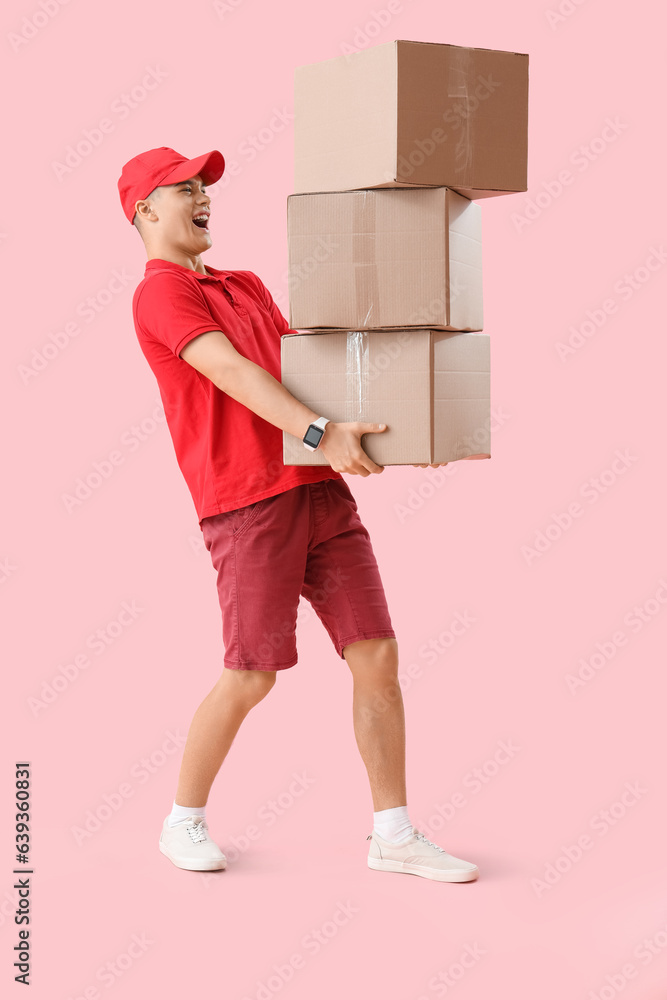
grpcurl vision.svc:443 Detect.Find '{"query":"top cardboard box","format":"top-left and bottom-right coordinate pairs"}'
top-left (294, 40), bottom-right (529, 199)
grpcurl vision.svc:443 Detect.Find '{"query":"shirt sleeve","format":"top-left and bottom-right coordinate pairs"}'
top-left (246, 271), bottom-right (294, 337)
top-left (134, 273), bottom-right (220, 358)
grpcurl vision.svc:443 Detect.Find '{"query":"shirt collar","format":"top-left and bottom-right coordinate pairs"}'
top-left (144, 258), bottom-right (229, 282)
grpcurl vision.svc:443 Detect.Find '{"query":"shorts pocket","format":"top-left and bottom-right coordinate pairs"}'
top-left (328, 477), bottom-right (358, 513)
top-left (228, 497), bottom-right (267, 538)
top-left (202, 498), bottom-right (268, 546)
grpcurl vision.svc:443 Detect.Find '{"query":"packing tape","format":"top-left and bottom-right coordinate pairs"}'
top-left (352, 190), bottom-right (379, 327)
top-left (447, 46), bottom-right (474, 182)
top-left (345, 330), bottom-right (369, 422)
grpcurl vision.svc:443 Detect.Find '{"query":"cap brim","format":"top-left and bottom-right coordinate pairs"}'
top-left (160, 150), bottom-right (226, 188)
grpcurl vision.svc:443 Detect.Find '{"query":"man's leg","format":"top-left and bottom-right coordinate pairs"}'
top-left (174, 668), bottom-right (277, 806)
top-left (343, 636), bottom-right (479, 881)
top-left (342, 637), bottom-right (406, 811)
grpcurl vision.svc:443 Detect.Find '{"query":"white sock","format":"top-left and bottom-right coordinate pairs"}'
top-left (166, 800), bottom-right (207, 828)
top-left (373, 805), bottom-right (413, 843)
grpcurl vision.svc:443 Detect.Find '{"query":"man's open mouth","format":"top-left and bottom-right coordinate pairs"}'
top-left (192, 214), bottom-right (209, 230)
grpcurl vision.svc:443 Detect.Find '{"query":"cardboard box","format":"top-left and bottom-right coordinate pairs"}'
top-left (281, 329), bottom-right (490, 466)
top-left (287, 187), bottom-right (482, 331)
top-left (294, 40), bottom-right (529, 199)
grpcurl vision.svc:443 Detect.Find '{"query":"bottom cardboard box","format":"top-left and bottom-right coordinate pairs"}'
top-left (281, 329), bottom-right (490, 466)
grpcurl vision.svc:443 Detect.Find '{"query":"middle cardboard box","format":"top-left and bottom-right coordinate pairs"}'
top-left (287, 186), bottom-right (482, 332)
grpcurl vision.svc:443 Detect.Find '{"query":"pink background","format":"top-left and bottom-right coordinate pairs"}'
top-left (2, 1), bottom-right (666, 997)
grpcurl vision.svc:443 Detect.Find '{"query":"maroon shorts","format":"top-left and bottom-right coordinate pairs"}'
top-left (201, 477), bottom-right (396, 671)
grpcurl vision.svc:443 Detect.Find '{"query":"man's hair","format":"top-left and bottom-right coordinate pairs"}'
top-left (133, 185), bottom-right (161, 237)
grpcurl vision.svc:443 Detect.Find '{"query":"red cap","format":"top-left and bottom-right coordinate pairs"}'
top-left (118, 146), bottom-right (226, 224)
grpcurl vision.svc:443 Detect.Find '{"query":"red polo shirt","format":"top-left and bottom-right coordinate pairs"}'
top-left (132, 258), bottom-right (341, 528)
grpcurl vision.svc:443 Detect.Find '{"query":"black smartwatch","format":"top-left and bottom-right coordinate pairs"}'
top-left (303, 416), bottom-right (330, 452)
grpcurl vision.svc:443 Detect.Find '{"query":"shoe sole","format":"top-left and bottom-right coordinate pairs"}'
top-left (367, 857), bottom-right (479, 882)
top-left (159, 841), bottom-right (227, 872)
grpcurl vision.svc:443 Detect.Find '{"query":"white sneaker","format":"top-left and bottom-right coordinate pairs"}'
top-left (367, 827), bottom-right (479, 882)
top-left (159, 815), bottom-right (227, 872)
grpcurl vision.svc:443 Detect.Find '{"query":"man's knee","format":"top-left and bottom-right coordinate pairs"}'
top-left (344, 637), bottom-right (399, 674)
top-left (223, 666), bottom-right (277, 704)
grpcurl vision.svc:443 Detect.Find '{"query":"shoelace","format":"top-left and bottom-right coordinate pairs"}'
top-left (366, 827), bottom-right (447, 852)
top-left (413, 830), bottom-right (446, 853)
top-left (186, 819), bottom-right (208, 845)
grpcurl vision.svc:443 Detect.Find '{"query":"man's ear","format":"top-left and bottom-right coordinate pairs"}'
top-left (135, 200), bottom-right (154, 221)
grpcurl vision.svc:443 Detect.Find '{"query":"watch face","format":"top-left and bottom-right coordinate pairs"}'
top-left (304, 424), bottom-right (324, 448)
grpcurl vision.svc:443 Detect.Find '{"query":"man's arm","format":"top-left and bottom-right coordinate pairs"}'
top-left (179, 329), bottom-right (387, 476)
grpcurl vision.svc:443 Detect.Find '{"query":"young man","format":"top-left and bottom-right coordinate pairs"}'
top-left (118, 146), bottom-right (479, 883)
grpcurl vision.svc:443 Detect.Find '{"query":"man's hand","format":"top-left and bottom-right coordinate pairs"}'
top-left (318, 421), bottom-right (387, 476)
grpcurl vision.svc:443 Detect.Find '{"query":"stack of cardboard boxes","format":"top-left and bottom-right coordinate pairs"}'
top-left (280, 40), bottom-right (529, 467)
